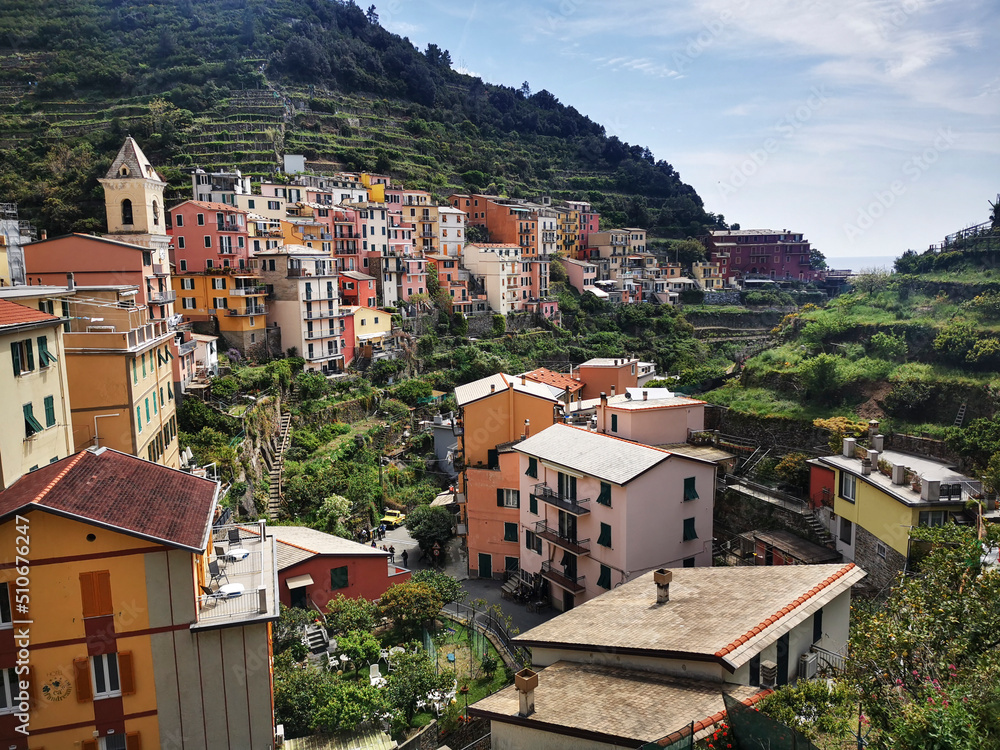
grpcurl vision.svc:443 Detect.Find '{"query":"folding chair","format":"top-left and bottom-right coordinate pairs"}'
top-left (208, 559), bottom-right (229, 587)
top-left (227, 528), bottom-right (242, 548)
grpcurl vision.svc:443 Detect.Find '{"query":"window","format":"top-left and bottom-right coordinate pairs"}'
top-left (840, 517), bottom-right (853, 545)
top-left (597, 564), bottom-right (612, 590)
top-left (152, 391), bottom-right (157, 415)
top-left (683, 517), bottom-right (698, 541)
top-left (142, 353), bottom-right (147, 378)
top-left (213, 297), bottom-right (227, 309)
top-left (145, 398), bottom-right (150, 424)
top-left (0, 667), bottom-right (20, 716)
top-left (10, 339), bottom-right (34, 376)
top-left (497, 489), bottom-right (520, 508)
top-left (919, 510), bottom-right (948, 527)
top-left (197, 213), bottom-right (205, 226)
top-left (684, 476), bottom-right (699, 501)
top-left (330, 565), bottom-right (349, 590)
top-left (247, 199), bottom-right (255, 209)
top-left (529, 494), bottom-right (538, 514)
top-left (37, 336), bottom-right (57, 366)
top-left (596, 522), bottom-right (612, 548)
top-left (609, 413), bottom-right (618, 432)
top-left (876, 542), bottom-right (887, 560)
top-left (179, 259), bottom-right (187, 271)
top-left (268, 200), bottom-right (280, 211)
top-left (182, 297), bottom-right (196, 309)
top-left (91, 653), bottom-right (121, 699)
top-left (839, 472), bottom-right (857, 502)
top-left (813, 607), bottom-right (824, 643)
top-left (204, 235), bottom-right (212, 248)
top-left (180, 278), bottom-right (194, 290)
top-left (504, 522), bottom-right (518, 542)
top-left (44, 395), bottom-right (55, 427)
top-left (175, 214), bottom-right (184, 227)
top-left (136, 407), bottom-right (142, 433)
top-left (0, 582), bottom-right (10, 626)
top-left (121, 199), bottom-right (133, 225)
top-left (597, 482), bottom-right (612, 507)
top-left (524, 530), bottom-right (542, 554)
top-left (80, 570), bottom-right (113, 618)
top-left (683, 557), bottom-right (696, 568)
top-left (212, 277), bottom-right (226, 290)
top-left (23, 403), bottom-right (44, 437)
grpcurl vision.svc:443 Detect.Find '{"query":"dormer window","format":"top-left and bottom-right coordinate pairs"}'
top-left (119, 165), bottom-right (129, 176)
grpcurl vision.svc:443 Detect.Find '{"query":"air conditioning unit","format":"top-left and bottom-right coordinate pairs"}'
top-left (760, 659), bottom-right (778, 688)
top-left (798, 652), bottom-right (818, 680)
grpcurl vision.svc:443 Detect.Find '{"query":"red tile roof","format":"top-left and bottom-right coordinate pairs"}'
top-left (523, 367), bottom-right (584, 393)
top-left (173, 200), bottom-right (247, 213)
top-left (0, 299), bottom-right (61, 330)
top-left (0, 449), bottom-right (218, 551)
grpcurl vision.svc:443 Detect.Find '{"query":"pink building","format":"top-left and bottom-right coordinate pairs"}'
top-left (566, 200), bottom-right (600, 248)
top-left (516, 423), bottom-right (717, 611)
top-left (595, 391), bottom-right (706, 445)
top-left (562, 258), bottom-right (597, 296)
top-left (168, 201), bottom-right (250, 272)
top-left (704, 228), bottom-right (822, 282)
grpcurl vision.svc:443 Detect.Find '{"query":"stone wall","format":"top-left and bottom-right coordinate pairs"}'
top-left (705, 406), bottom-right (829, 452)
top-left (683, 308), bottom-right (788, 330)
top-left (404, 310), bottom-right (540, 338)
top-left (397, 719), bottom-right (438, 750)
top-left (715, 489), bottom-right (828, 548)
top-left (853, 524), bottom-right (906, 595)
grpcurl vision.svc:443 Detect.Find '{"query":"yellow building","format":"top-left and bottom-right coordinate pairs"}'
top-left (0, 300), bottom-right (75, 490)
top-left (173, 269), bottom-right (269, 354)
top-left (360, 173), bottom-right (387, 203)
top-left (810, 442), bottom-right (974, 590)
top-left (555, 207), bottom-right (580, 257)
top-left (349, 304), bottom-right (393, 356)
top-left (0, 447), bottom-right (279, 750)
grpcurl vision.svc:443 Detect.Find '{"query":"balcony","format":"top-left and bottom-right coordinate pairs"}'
top-left (151, 263), bottom-right (169, 277)
top-left (304, 308), bottom-right (341, 320)
top-left (226, 305), bottom-right (267, 317)
top-left (540, 560), bottom-right (586, 593)
top-left (533, 483), bottom-right (590, 516)
top-left (305, 329), bottom-right (340, 341)
top-left (230, 285), bottom-right (266, 296)
top-left (195, 521), bottom-right (278, 628)
top-left (147, 290), bottom-right (177, 304)
top-left (534, 521), bottom-right (590, 556)
top-left (217, 222), bottom-right (241, 233)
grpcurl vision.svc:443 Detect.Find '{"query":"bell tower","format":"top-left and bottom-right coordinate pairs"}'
top-left (99, 137), bottom-right (170, 258)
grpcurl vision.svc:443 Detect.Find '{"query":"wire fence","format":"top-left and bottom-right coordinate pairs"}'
top-left (444, 602), bottom-right (531, 671)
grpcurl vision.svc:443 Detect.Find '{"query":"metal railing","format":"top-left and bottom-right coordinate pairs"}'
top-left (230, 285), bottom-right (266, 296)
top-left (540, 560), bottom-right (586, 592)
top-left (445, 601), bottom-right (531, 670)
top-left (534, 521), bottom-right (590, 554)
top-left (533, 483), bottom-right (590, 515)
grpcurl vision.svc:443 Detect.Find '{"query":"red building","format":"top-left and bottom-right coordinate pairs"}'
top-left (340, 270), bottom-right (377, 308)
top-left (704, 229), bottom-right (822, 282)
top-left (168, 200), bottom-right (251, 272)
top-left (271, 526), bottom-right (410, 610)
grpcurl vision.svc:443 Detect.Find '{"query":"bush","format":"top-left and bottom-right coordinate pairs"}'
top-left (210, 375), bottom-right (240, 400)
top-left (297, 371), bottom-right (331, 400)
top-left (868, 331), bottom-right (907, 361)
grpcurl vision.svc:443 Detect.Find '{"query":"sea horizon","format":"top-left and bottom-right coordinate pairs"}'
top-left (825, 254), bottom-right (900, 274)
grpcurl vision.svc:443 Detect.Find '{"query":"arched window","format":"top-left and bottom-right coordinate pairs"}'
top-left (121, 199), bottom-right (133, 225)
top-left (152, 199), bottom-right (160, 226)
top-left (119, 165), bottom-right (129, 176)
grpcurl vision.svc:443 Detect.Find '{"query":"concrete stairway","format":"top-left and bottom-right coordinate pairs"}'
top-left (268, 411), bottom-right (292, 519)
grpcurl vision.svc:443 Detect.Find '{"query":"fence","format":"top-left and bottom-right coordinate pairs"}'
top-left (444, 602), bottom-right (531, 671)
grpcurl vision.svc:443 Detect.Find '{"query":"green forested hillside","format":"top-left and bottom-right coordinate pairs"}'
top-left (0, 0), bottom-right (725, 237)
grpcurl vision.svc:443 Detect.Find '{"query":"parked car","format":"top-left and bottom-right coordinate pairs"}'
top-left (381, 509), bottom-right (406, 528)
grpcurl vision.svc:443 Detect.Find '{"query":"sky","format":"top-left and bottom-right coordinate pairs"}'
top-left (378, 0), bottom-right (1000, 262)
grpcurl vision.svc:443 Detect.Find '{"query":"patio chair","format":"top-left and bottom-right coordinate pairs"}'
top-left (200, 584), bottom-right (224, 606)
top-left (208, 560), bottom-right (229, 587)
top-left (369, 663), bottom-right (383, 686)
top-left (214, 545), bottom-right (227, 564)
top-left (227, 528), bottom-right (242, 548)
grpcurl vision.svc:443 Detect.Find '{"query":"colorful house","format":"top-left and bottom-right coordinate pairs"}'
top-left (704, 228), bottom-right (822, 282)
top-left (0, 447), bottom-right (279, 749)
top-left (339, 270), bottom-right (377, 308)
top-left (271, 526), bottom-right (410, 611)
top-left (575, 357), bottom-right (640, 401)
top-left (0, 300), bottom-right (74, 490)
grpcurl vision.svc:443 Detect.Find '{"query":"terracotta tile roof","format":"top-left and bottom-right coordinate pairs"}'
top-left (470, 661), bottom-right (765, 746)
top-left (0, 300), bottom-right (61, 330)
top-left (0, 448), bottom-right (218, 551)
top-left (271, 526), bottom-right (388, 570)
top-left (522, 367), bottom-right (584, 394)
top-left (173, 200), bottom-right (248, 213)
top-left (515, 563), bottom-right (865, 671)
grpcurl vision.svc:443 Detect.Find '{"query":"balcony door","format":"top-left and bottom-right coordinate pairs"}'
top-left (558, 511), bottom-right (577, 544)
top-left (558, 472), bottom-right (576, 500)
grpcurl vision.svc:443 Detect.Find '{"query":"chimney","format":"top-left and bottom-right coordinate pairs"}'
top-left (654, 568), bottom-right (672, 604)
top-left (643, 390), bottom-right (648, 401)
top-left (66, 272), bottom-right (75, 291)
top-left (610, 385), bottom-right (616, 396)
top-left (842, 437), bottom-right (856, 458)
top-left (490, 384), bottom-right (495, 393)
top-left (40, 230), bottom-right (47, 240)
top-left (872, 434), bottom-right (884, 452)
top-left (921, 478), bottom-right (940, 502)
top-left (891, 464), bottom-right (906, 485)
top-left (515, 668), bottom-right (538, 717)
top-left (868, 419), bottom-right (880, 440)
top-left (521, 374), bottom-right (526, 385)
top-left (524, 419), bottom-right (530, 438)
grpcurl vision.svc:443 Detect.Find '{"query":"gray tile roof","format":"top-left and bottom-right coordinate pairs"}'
top-left (454, 373), bottom-right (560, 407)
top-left (514, 423), bottom-right (672, 485)
top-left (471, 661), bottom-right (764, 746)
top-left (515, 563), bottom-right (864, 670)
top-left (271, 526), bottom-right (387, 571)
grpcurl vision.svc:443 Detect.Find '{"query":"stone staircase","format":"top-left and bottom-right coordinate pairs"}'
top-left (804, 509), bottom-right (835, 546)
top-left (268, 411), bottom-right (292, 519)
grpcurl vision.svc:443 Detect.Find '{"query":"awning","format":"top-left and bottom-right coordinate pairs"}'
top-left (286, 573), bottom-right (314, 589)
top-left (587, 287), bottom-right (609, 298)
top-left (357, 332), bottom-right (386, 341)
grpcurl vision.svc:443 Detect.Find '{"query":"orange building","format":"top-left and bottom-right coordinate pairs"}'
top-left (575, 357), bottom-right (640, 401)
top-left (454, 373), bottom-right (561, 579)
top-left (0, 447), bottom-right (278, 749)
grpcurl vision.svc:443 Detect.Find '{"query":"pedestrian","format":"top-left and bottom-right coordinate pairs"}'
top-left (401, 549), bottom-right (408, 567)
top-left (389, 545), bottom-right (395, 563)
top-left (371, 539), bottom-right (376, 548)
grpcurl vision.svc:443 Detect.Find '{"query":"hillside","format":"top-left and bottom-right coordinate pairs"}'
top-left (702, 211), bottom-right (1000, 450)
top-left (0, 0), bottom-right (724, 237)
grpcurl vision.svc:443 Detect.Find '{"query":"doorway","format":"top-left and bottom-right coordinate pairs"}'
top-left (478, 553), bottom-right (492, 579)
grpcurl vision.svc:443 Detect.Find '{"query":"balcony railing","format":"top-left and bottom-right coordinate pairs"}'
top-left (217, 222), bottom-right (241, 232)
top-left (226, 305), bottom-right (267, 317)
top-left (304, 308), bottom-right (341, 319)
top-left (533, 483), bottom-right (590, 515)
top-left (230, 285), bottom-right (266, 296)
top-left (540, 560), bottom-right (586, 593)
top-left (147, 290), bottom-right (177, 304)
top-left (196, 521), bottom-right (277, 627)
top-left (534, 521), bottom-right (590, 555)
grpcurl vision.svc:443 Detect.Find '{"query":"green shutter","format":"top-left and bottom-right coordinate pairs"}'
top-left (137, 406), bottom-right (142, 433)
top-left (166, 347), bottom-right (175, 360)
top-left (610, 413), bottom-right (617, 432)
top-left (330, 565), bottom-right (349, 590)
top-left (11, 341), bottom-right (21, 376)
top-left (683, 517), bottom-right (698, 541)
top-left (598, 482), bottom-right (612, 506)
top-left (526, 457), bottom-right (538, 478)
top-left (24, 339), bottom-right (34, 371)
top-left (142, 353), bottom-right (146, 377)
top-left (153, 391), bottom-right (157, 415)
top-left (529, 494), bottom-right (538, 515)
top-left (504, 523), bottom-right (518, 542)
top-left (167, 381), bottom-right (174, 399)
top-left (23, 403), bottom-right (44, 436)
top-left (132, 358), bottom-right (137, 384)
top-left (37, 336), bottom-right (57, 365)
top-left (62, 300), bottom-right (70, 332)
top-left (684, 477), bottom-right (699, 501)
top-left (145, 398), bottom-right (150, 423)
top-left (598, 522), bottom-right (612, 548)
top-left (597, 564), bottom-right (611, 590)
top-left (497, 488), bottom-right (504, 507)
top-left (44, 395), bottom-right (55, 427)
